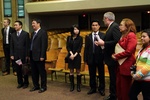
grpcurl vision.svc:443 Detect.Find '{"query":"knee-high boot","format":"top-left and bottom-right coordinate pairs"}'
top-left (69, 75), bottom-right (74, 92)
top-left (77, 75), bottom-right (81, 92)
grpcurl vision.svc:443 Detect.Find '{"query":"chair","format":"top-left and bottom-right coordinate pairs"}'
top-left (80, 64), bottom-right (89, 83)
top-left (50, 38), bottom-right (58, 49)
top-left (57, 38), bottom-right (66, 49)
top-left (48, 47), bottom-right (67, 80)
top-left (45, 49), bottom-right (59, 74)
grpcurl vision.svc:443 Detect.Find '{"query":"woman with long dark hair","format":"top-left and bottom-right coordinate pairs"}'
top-left (129, 29), bottom-right (150, 100)
top-left (66, 24), bottom-right (83, 92)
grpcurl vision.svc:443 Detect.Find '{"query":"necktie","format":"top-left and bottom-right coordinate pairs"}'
top-left (4, 28), bottom-right (7, 44)
top-left (105, 27), bottom-right (109, 33)
top-left (30, 32), bottom-right (37, 50)
top-left (17, 32), bottom-right (20, 37)
top-left (93, 34), bottom-right (97, 53)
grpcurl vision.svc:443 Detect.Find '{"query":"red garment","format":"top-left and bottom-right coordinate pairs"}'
top-left (114, 32), bottom-right (137, 75)
top-left (114, 32), bottom-right (137, 100)
top-left (116, 69), bottom-right (132, 100)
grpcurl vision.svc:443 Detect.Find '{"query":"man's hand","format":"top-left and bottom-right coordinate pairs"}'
top-left (10, 56), bottom-right (14, 60)
top-left (97, 39), bottom-right (104, 46)
top-left (40, 58), bottom-right (44, 61)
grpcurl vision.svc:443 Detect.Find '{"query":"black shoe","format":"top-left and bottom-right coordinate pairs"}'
top-left (87, 89), bottom-right (96, 95)
top-left (17, 84), bottom-right (23, 88)
top-left (22, 85), bottom-right (28, 89)
top-left (103, 95), bottom-right (116, 100)
top-left (38, 88), bottom-right (47, 93)
top-left (99, 90), bottom-right (105, 96)
top-left (30, 87), bottom-right (40, 92)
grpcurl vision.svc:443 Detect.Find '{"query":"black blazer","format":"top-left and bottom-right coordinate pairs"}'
top-left (10, 30), bottom-right (30, 60)
top-left (104, 22), bottom-right (121, 66)
top-left (30, 29), bottom-right (48, 61)
top-left (1, 27), bottom-right (15, 44)
top-left (84, 31), bottom-right (105, 65)
top-left (66, 36), bottom-right (83, 54)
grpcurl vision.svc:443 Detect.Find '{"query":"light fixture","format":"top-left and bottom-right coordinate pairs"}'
top-left (147, 11), bottom-right (150, 14)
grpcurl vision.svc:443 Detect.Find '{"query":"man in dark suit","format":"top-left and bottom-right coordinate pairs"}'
top-left (29, 18), bottom-right (48, 93)
top-left (97, 12), bottom-right (121, 100)
top-left (1, 18), bottom-right (16, 76)
top-left (10, 20), bottom-right (30, 89)
top-left (84, 20), bottom-right (105, 96)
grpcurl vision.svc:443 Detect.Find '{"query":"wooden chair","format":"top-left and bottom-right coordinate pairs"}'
top-left (45, 49), bottom-right (59, 74)
top-left (48, 47), bottom-right (67, 80)
top-left (58, 38), bottom-right (66, 49)
top-left (50, 38), bottom-right (58, 49)
top-left (80, 64), bottom-right (89, 83)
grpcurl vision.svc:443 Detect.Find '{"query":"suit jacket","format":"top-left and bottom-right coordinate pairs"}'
top-left (1, 27), bottom-right (15, 45)
top-left (114, 32), bottom-right (137, 75)
top-left (30, 29), bottom-right (48, 61)
top-left (104, 22), bottom-right (121, 66)
top-left (10, 30), bottom-right (30, 60)
top-left (84, 31), bottom-right (105, 65)
top-left (66, 36), bottom-right (83, 54)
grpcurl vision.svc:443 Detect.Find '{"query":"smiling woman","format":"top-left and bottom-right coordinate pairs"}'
top-left (129, 29), bottom-right (150, 100)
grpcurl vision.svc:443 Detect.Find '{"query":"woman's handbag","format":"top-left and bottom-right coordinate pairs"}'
top-left (65, 53), bottom-right (70, 63)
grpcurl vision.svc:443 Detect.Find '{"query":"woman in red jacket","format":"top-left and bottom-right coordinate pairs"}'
top-left (112, 18), bottom-right (137, 100)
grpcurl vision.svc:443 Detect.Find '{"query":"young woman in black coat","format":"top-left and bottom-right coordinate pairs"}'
top-left (66, 24), bottom-right (83, 92)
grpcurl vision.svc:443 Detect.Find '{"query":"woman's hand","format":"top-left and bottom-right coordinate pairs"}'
top-left (132, 74), bottom-right (140, 80)
top-left (70, 54), bottom-right (75, 60)
top-left (111, 54), bottom-right (116, 60)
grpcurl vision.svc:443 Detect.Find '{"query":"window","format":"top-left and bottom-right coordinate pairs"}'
top-left (17, 0), bottom-right (24, 18)
top-left (3, 0), bottom-right (12, 17)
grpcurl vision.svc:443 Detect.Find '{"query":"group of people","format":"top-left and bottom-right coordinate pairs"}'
top-left (1, 18), bottom-right (48, 93)
top-left (66, 12), bottom-right (150, 100)
top-left (1, 11), bottom-right (150, 99)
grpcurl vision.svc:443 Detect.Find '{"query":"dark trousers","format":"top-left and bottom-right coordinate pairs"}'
top-left (3, 44), bottom-right (16, 73)
top-left (107, 64), bottom-right (117, 98)
top-left (88, 57), bottom-right (105, 91)
top-left (3, 44), bottom-right (10, 73)
top-left (129, 80), bottom-right (150, 100)
top-left (14, 60), bottom-right (29, 85)
top-left (30, 58), bottom-right (47, 89)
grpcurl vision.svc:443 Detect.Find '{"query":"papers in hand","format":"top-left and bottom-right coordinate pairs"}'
top-left (115, 43), bottom-right (127, 65)
top-left (96, 35), bottom-right (105, 49)
top-left (15, 59), bottom-right (22, 65)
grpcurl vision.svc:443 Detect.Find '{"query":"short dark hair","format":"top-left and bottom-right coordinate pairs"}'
top-left (32, 18), bottom-right (42, 24)
top-left (15, 20), bottom-right (23, 26)
top-left (91, 19), bottom-right (100, 26)
top-left (142, 28), bottom-right (150, 38)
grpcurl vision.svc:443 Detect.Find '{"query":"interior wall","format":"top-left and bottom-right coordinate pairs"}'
top-left (28, 11), bottom-right (142, 32)
top-left (29, 15), bottom-right (78, 32)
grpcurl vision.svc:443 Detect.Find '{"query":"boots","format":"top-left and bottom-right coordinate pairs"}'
top-left (77, 75), bottom-right (81, 92)
top-left (69, 75), bottom-right (74, 92)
